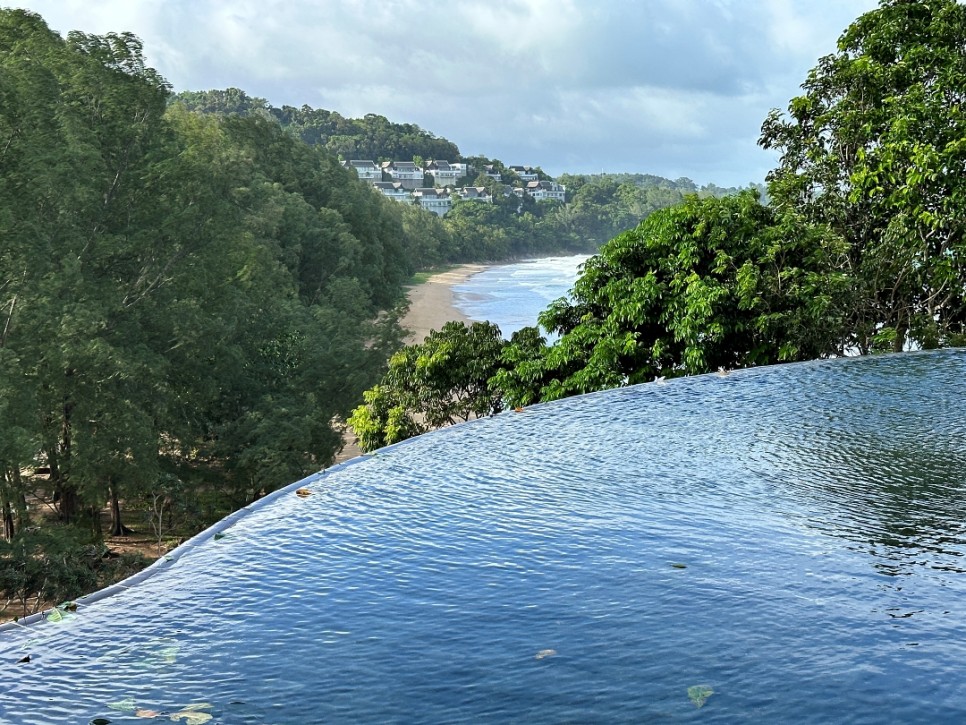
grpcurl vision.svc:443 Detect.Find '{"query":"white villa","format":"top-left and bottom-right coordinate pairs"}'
top-left (381, 161), bottom-right (424, 189)
top-left (508, 165), bottom-right (539, 182)
top-left (341, 160), bottom-right (381, 182)
top-left (412, 187), bottom-right (451, 216)
top-left (525, 180), bottom-right (566, 203)
top-left (457, 186), bottom-right (493, 203)
top-left (372, 181), bottom-right (411, 202)
top-left (425, 160), bottom-right (461, 187)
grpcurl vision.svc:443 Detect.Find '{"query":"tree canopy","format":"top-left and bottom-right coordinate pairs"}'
top-left (761, 0), bottom-right (966, 352)
top-left (174, 89), bottom-right (461, 164)
top-left (347, 322), bottom-right (507, 451)
top-left (493, 191), bottom-right (847, 405)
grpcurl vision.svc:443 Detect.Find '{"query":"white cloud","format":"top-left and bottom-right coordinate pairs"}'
top-left (6, 0), bottom-right (881, 185)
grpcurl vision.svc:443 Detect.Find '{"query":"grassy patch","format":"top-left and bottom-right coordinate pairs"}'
top-left (407, 266), bottom-right (457, 287)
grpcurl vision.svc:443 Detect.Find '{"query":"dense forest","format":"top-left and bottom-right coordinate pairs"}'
top-left (350, 0), bottom-right (966, 450)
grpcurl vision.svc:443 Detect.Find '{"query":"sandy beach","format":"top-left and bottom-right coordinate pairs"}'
top-left (399, 264), bottom-right (487, 344)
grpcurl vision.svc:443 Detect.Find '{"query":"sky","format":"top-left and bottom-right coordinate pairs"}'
top-left (8, 0), bottom-right (880, 187)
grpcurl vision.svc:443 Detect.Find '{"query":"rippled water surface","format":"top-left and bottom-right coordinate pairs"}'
top-left (3, 351), bottom-right (966, 724)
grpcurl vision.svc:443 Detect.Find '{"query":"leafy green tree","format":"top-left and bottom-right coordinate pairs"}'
top-left (760, 0), bottom-right (966, 352)
top-left (348, 322), bottom-right (507, 451)
top-left (494, 192), bottom-right (846, 404)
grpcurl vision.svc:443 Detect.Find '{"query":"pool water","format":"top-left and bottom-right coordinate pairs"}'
top-left (2, 350), bottom-right (966, 723)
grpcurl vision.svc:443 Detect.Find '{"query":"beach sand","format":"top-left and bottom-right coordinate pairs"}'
top-left (399, 264), bottom-right (487, 344)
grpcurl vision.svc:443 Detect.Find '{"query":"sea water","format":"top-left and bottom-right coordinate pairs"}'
top-left (452, 254), bottom-right (590, 337)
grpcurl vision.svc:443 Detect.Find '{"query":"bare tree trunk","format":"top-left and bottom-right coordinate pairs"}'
top-left (109, 482), bottom-right (132, 536)
top-left (89, 504), bottom-right (102, 542)
top-left (0, 469), bottom-right (14, 541)
top-left (54, 376), bottom-right (78, 524)
top-left (11, 467), bottom-right (27, 533)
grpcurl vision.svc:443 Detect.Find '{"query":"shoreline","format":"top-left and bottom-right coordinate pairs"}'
top-left (400, 264), bottom-right (488, 345)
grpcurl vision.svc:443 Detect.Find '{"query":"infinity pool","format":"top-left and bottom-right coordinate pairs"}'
top-left (2, 350), bottom-right (966, 723)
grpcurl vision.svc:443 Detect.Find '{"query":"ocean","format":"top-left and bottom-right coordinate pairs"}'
top-left (452, 253), bottom-right (591, 338)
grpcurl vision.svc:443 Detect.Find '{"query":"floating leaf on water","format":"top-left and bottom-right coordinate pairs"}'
top-left (295, 487), bottom-right (312, 498)
top-left (534, 649), bottom-right (557, 660)
top-left (17, 655), bottom-right (30, 664)
top-left (45, 608), bottom-right (63, 623)
top-left (514, 406), bottom-right (525, 412)
top-left (108, 698), bottom-right (138, 712)
top-left (670, 562), bottom-right (687, 569)
top-left (169, 712), bottom-right (212, 724)
top-left (135, 709), bottom-right (161, 718)
top-left (687, 685), bottom-right (714, 708)
top-left (59, 601), bottom-right (78, 612)
top-left (174, 703), bottom-right (213, 713)
top-left (213, 533), bottom-right (226, 541)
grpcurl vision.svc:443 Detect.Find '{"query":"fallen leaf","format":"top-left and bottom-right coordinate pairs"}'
top-left (169, 712), bottom-right (213, 724)
top-left (295, 488), bottom-right (312, 498)
top-left (135, 709), bottom-right (160, 718)
top-left (108, 699), bottom-right (137, 712)
top-left (534, 649), bottom-right (557, 660)
top-left (670, 562), bottom-right (687, 569)
top-left (687, 685), bottom-right (714, 708)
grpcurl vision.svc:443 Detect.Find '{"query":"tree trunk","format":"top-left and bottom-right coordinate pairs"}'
top-left (54, 386), bottom-right (78, 524)
top-left (11, 467), bottom-right (27, 533)
top-left (0, 470), bottom-right (14, 541)
top-left (89, 504), bottom-right (103, 541)
top-left (109, 483), bottom-right (132, 536)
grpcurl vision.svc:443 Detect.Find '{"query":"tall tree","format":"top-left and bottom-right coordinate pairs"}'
top-left (760, 0), bottom-right (966, 352)
top-left (348, 322), bottom-right (507, 451)
top-left (493, 192), bottom-right (846, 404)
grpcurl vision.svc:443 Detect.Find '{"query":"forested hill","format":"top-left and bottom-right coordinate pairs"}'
top-left (174, 88), bottom-right (460, 163)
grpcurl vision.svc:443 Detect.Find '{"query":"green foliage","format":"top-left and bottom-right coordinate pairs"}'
top-left (760, 0), bottom-right (966, 352)
top-left (348, 322), bottom-right (508, 451)
top-left (494, 192), bottom-right (846, 404)
top-left (0, 525), bottom-right (149, 618)
top-left (174, 89), bottom-right (461, 163)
